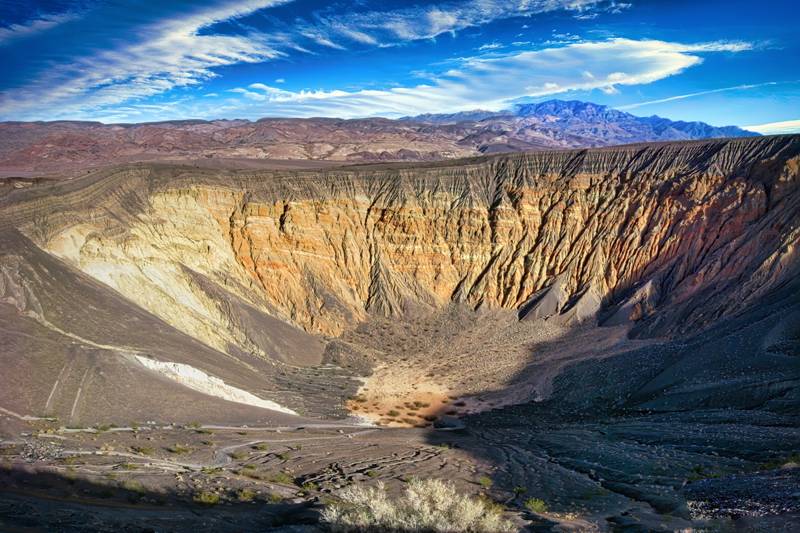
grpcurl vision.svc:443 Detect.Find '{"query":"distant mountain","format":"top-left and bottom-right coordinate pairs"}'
top-left (515, 100), bottom-right (755, 140)
top-left (407, 99), bottom-right (756, 144)
top-left (399, 110), bottom-right (506, 124)
top-left (0, 99), bottom-right (759, 174)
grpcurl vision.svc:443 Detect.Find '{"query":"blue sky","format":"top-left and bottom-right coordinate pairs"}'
top-left (0, 0), bottom-right (797, 132)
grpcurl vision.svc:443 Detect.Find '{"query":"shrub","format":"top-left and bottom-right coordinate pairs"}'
top-left (121, 480), bottom-right (145, 494)
top-left (524, 497), bottom-right (548, 514)
top-left (237, 488), bottom-right (256, 502)
top-left (268, 471), bottom-right (295, 485)
top-left (321, 478), bottom-right (515, 532)
top-left (387, 410), bottom-right (401, 417)
top-left (194, 491), bottom-right (220, 505)
top-left (477, 476), bottom-right (493, 489)
top-left (229, 450), bottom-right (247, 460)
top-left (130, 445), bottom-right (154, 456)
top-left (166, 444), bottom-right (191, 455)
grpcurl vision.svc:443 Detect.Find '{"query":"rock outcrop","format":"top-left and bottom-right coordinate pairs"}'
top-left (4, 136), bottom-right (797, 346)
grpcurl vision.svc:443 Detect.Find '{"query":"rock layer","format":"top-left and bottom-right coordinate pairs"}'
top-left (4, 135), bottom-right (798, 346)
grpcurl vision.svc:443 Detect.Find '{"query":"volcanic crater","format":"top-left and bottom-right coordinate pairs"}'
top-left (1, 135), bottom-right (799, 531)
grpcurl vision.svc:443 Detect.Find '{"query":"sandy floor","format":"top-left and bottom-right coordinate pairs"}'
top-left (340, 307), bottom-right (648, 428)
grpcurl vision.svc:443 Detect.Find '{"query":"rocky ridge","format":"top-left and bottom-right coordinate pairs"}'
top-left (0, 100), bottom-right (756, 174)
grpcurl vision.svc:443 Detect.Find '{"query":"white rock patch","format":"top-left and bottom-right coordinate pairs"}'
top-left (134, 356), bottom-right (297, 415)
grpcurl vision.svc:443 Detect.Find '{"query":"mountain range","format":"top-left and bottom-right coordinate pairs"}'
top-left (0, 100), bottom-right (757, 176)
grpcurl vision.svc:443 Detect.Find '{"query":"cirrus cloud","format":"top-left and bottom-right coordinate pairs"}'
top-left (206, 38), bottom-right (753, 119)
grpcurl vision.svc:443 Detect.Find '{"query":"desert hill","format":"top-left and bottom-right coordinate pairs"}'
top-left (0, 100), bottom-right (756, 175)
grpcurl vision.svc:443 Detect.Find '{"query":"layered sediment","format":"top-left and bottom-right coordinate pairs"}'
top-left (6, 136), bottom-right (797, 346)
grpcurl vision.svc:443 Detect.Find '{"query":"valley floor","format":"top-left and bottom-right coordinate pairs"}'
top-left (2, 293), bottom-right (799, 532)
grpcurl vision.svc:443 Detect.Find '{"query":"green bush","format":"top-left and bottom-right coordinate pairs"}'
top-left (524, 497), bottom-right (548, 514)
top-left (268, 471), bottom-right (295, 485)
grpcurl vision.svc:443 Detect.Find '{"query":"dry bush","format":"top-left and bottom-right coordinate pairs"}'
top-left (321, 478), bottom-right (516, 532)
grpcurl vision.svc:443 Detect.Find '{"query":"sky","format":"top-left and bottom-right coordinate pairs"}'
top-left (0, 0), bottom-right (797, 132)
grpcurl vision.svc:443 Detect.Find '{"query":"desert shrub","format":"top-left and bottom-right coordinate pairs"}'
top-left (193, 491), bottom-right (220, 505)
top-left (321, 478), bottom-right (515, 532)
top-left (268, 471), bottom-right (295, 485)
top-left (477, 476), bottom-right (492, 489)
top-left (237, 488), bottom-right (256, 502)
top-left (166, 444), bottom-right (192, 455)
top-left (387, 410), bottom-right (401, 417)
top-left (130, 445), bottom-right (154, 456)
top-left (524, 497), bottom-right (547, 514)
top-left (121, 480), bottom-right (145, 494)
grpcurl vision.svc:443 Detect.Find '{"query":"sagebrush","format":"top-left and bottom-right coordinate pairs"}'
top-left (321, 478), bottom-right (516, 532)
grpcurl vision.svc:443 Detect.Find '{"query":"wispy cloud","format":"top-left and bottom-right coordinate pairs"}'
top-left (0, 11), bottom-right (84, 45)
top-left (262, 0), bottom-right (607, 51)
top-left (200, 38), bottom-right (752, 120)
top-left (0, 0), bottom-right (621, 120)
top-left (478, 42), bottom-right (503, 51)
top-left (744, 118), bottom-right (800, 135)
top-left (0, 1), bottom-right (292, 120)
top-left (617, 80), bottom-right (777, 110)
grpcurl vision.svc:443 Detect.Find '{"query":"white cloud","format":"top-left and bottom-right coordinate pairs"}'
top-left (288, 0), bottom-right (605, 50)
top-left (0, 0), bottom-right (291, 120)
top-left (744, 119), bottom-right (800, 135)
top-left (0, 0), bottom-right (622, 121)
top-left (0, 1), bottom-right (749, 123)
top-left (209, 38), bottom-right (752, 120)
top-left (274, 78), bottom-right (285, 83)
top-left (478, 42), bottom-right (503, 51)
top-left (618, 81), bottom-right (777, 110)
top-left (0, 11), bottom-right (83, 45)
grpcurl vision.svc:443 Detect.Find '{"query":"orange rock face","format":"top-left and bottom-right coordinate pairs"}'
top-left (14, 136), bottom-right (800, 351)
top-left (180, 137), bottom-right (800, 338)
